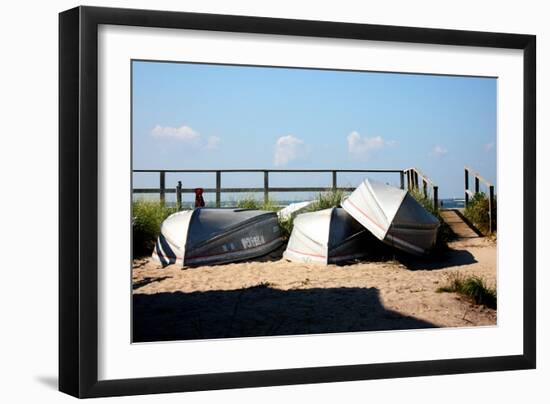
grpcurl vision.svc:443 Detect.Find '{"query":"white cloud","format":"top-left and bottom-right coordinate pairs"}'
top-left (151, 124), bottom-right (220, 151)
top-left (485, 141), bottom-right (495, 152)
top-left (347, 131), bottom-right (393, 159)
top-left (274, 135), bottom-right (305, 166)
top-left (151, 125), bottom-right (201, 142)
top-left (432, 145), bottom-right (448, 157)
top-left (205, 136), bottom-right (221, 150)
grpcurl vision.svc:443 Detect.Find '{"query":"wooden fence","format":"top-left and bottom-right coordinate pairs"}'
top-left (464, 166), bottom-right (496, 233)
top-left (133, 167), bottom-right (438, 210)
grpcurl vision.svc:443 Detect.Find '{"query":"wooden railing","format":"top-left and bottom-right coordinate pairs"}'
top-left (133, 167), bottom-right (439, 210)
top-left (464, 166), bottom-right (496, 233)
top-left (404, 167), bottom-right (439, 210)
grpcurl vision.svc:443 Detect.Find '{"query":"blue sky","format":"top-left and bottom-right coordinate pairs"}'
top-left (132, 60), bottom-right (496, 200)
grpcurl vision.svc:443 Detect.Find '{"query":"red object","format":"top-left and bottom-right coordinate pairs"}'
top-left (194, 188), bottom-right (205, 208)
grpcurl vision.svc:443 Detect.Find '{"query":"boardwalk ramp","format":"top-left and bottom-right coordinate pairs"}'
top-left (439, 209), bottom-right (481, 239)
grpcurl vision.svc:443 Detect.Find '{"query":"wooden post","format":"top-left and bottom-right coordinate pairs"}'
top-left (407, 170), bottom-right (412, 190)
top-left (414, 171), bottom-right (419, 189)
top-left (264, 171), bottom-right (269, 205)
top-left (423, 179), bottom-right (427, 198)
top-left (176, 181), bottom-right (182, 211)
top-left (475, 176), bottom-right (480, 194)
top-left (159, 171), bottom-right (166, 207)
top-left (400, 171), bottom-right (405, 190)
top-left (464, 168), bottom-right (469, 206)
top-left (433, 185), bottom-right (439, 212)
top-left (489, 185), bottom-right (495, 233)
top-left (215, 171), bottom-right (221, 208)
top-left (332, 171), bottom-right (337, 190)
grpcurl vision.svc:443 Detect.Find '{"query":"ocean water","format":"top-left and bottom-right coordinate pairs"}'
top-left (438, 198), bottom-right (465, 209)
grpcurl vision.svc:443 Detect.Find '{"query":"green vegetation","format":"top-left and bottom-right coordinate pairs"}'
top-left (234, 195), bottom-right (279, 211)
top-left (278, 216), bottom-right (294, 241)
top-left (437, 273), bottom-right (497, 309)
top-left (305, 188), bottom-right (346, 212)
top-left (464, 192), bottom-right (494, 235)
top-left (132, 200), bottom-right (177, 257)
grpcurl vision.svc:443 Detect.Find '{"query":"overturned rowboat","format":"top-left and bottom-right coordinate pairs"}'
top-left (283, 207), bottom-right (374, 264)
top-left (152, 208), bottom-right (283, 267)
top-left (342, 178), bottom-right (439, 255)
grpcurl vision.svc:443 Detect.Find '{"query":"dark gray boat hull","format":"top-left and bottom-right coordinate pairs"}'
top-left (153, 208), bottom-right (283, 267)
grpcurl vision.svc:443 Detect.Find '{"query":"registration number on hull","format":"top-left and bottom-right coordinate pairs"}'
top-left (241, 235), bottom-right (265, 248)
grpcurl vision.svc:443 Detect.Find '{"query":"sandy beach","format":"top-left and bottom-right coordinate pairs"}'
top-left (132, 238), bottom-right (496, 342)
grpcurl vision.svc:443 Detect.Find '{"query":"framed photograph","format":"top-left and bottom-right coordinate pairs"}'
top-left (59, 6), bottom-right (536, 398)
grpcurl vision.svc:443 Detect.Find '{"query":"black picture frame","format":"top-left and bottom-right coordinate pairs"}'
top-left (59, 5), bottom-right (536, 398)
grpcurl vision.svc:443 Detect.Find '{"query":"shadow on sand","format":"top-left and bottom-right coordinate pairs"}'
top-left (133, 286), bottom-right (435, 343)
top-left (353, 231), bottom-right (478, 270)
top-left (397, 248), bottom-right (478, 271)
top-left (328, 231), bottom-right (478, 271)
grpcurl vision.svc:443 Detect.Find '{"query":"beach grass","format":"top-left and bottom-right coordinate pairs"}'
top-left (132, 200), bottom-right (177, 257)
top-left (277, 216), bottom-right (294, 241)
top-left (234, 195), bottom-right (279, 211)
top-left (464, 192), bottom-right (495, 235)
top-left (437, 273), bottom-right (496, 309)
top-left (305, 188), bottom-right (346, 212)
